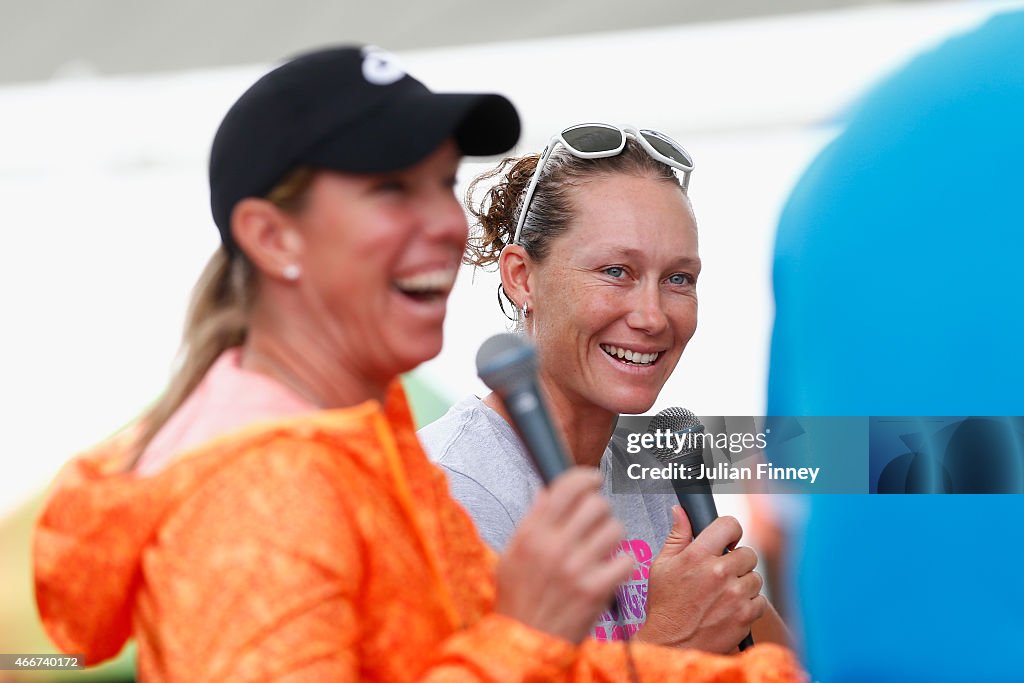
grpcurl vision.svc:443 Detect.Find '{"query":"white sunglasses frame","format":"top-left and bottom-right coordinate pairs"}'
top-left (511, 123), bottom-right (694, 245)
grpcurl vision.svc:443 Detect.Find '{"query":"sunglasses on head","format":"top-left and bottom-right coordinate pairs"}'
top-left (512, 123), bottom-right (694, 244)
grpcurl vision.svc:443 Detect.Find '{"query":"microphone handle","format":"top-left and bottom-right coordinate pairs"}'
top-left (503, 383), bottom-right (625, 620)
top-left (672, 478), bottom-right (720, 533)
top-left (503, 383), bottom-right (570, 484)
top-left (670, 471), bottom-right (755, 651)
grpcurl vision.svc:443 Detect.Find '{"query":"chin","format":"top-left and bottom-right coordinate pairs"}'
top-left (394, 338), bottom-right (444, 374)
top-left (600, 391), bottom-right (660, 416)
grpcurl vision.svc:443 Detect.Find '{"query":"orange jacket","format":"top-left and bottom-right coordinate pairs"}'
top-left (34, 384), bottom-right (803, 682)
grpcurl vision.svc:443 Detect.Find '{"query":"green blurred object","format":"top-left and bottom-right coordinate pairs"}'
top-left (401, 370), bottom-right (454, 429)
top-left (0, 495), bottom-right (135, 682)
top-left (1, 370), bottom-right (451, 682)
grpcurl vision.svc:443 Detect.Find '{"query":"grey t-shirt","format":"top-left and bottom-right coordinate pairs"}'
top-left (418, 395), bottom-right (676, 641)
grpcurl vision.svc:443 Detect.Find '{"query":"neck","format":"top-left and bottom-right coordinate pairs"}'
top-left (242, 300), bottom-right (389, 409)
top-left (483, 375), bottom-right (617, 470)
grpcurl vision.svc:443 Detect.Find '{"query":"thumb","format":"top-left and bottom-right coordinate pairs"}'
top-left (661, 505), bottom-right (694, 554)
top-left (691, 515), bottom-right (743, 557)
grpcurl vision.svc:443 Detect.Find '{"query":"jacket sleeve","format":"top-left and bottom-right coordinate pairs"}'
top-left (418, 622), bottom-right (803, 683)
top-left (573, 639), bottom-right (806, 682)
top-left (142, 443), bottom-right (364, 681)
top-left (148, 440), bottom-right (579, 682)
top-left (152, 441), bottom-right (802, 683)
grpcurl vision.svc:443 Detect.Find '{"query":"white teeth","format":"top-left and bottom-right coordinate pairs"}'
top-left (394, 269), bottom-right (456, 294)
top-left (600, 345), bottom-right (660, 365)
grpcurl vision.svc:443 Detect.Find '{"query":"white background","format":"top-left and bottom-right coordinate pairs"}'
top-left (2, 0), bottom-right (1020, 516)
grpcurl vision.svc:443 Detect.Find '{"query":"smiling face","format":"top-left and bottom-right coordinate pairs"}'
top-left (525, 173), bottom-right (699, 417)
top-left (290, 141), bottom-right (467, 385)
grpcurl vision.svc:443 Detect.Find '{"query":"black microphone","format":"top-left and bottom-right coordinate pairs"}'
top-left (648, 407), bottom-right (755, 651)
top-left (477, 334), bottom-right (624, 624)
top-left (475, 333), bottom-right (570, 484)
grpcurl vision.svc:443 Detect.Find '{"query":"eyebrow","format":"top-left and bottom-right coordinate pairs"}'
top-left (593, 245), bottom-right (701, 268)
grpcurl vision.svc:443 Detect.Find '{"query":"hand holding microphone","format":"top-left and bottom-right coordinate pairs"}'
top-left (478, 334), bottom-right (632, 644)
top-left (645, 408), bottom-right (760, 652)
top-left (640, 505), bottom-right (766, 653)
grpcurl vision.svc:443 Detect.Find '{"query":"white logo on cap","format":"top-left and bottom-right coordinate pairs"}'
top-left (361, 46), bottom-right (406, 86)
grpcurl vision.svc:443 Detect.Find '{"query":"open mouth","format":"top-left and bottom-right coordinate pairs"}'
top-left (393, 269), bottom-right (456, 302)
top-left (600, 344), bottom-right (661, 366)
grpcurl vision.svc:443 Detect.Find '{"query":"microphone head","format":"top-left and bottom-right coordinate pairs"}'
top-left (647, 407), bottom-right (705, 461)
top-left (476, 333), bottom-right (536, 395)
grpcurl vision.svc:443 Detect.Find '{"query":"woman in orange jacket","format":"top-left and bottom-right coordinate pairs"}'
top-left (34, 45), bottom-right (803, 682)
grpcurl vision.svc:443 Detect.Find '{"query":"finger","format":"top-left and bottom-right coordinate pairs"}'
top-left (579, 552), bottom-right (635, 605)
top-left (727, 570), bottom-right (764, 605)
top-left (542, 467), bottom-right (604, 522)
top-left (746, 570), bottom-right (765, 596)
top-left (691, 515), bottom-right (743, 556)
top-left (559, 491), bottom-right (616, 546)
top-left (653, 506), bottom-right (693, 563)
top-left (720, 545), bottom-right (759, 577)
top-left (512, 486), bottom-right (552, 541)
top-left (557, 518), bottom-right (628, 608)
top-left (746, 593), bottom-right (768, 623)
top-left (511, 471), bottom-right (608, 564)
top-left (663, 505), bottom-right (694, 549)
top-left (569, 513), bottom-right (627, 572)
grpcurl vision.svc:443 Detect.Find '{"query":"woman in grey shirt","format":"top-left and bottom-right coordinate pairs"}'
top-left (420, 124), bottom-right (788, 652)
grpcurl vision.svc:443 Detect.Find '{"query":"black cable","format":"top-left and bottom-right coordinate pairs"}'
top-left (610, 594), bottom-right (641, 683)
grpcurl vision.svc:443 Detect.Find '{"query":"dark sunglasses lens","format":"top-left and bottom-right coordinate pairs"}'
top-left (562, 126), bottom-right (623, 153)
top-left (642, 132), bottom-right (692, 167)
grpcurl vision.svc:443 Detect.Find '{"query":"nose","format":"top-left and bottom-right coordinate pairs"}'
top-left (625, 281), bottom-right (669, 335)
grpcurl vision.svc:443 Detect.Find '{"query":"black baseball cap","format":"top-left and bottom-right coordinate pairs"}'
top-left (209, 45), bottom-right (521, 252)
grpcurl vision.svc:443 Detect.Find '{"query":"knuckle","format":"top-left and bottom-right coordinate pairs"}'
top-left (562, 551), bottom-right (587, 575)
top-left (711, 560), bottom-right (729, 580)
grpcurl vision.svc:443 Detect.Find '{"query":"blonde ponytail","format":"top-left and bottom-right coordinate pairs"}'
top-left (124, 249), bottom-right (255, 469)
top-left (125, 166), bottom-right (316, 470)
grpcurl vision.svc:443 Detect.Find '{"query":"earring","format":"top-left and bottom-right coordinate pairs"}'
top-left (282, 264), bottom-right (301, 281)
top-left (521, 302), bottom-right (530, 318)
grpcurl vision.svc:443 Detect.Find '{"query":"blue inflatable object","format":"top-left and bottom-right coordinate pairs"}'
top-left (768, 10), bottom-right (1024, 682)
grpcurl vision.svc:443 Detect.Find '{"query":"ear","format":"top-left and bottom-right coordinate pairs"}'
top-left (498, 244), bottom-right (534, 309)
top-left (230, 198), bottom-right (304, 281)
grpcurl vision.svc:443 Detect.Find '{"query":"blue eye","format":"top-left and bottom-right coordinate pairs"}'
top-left (668, 273), bottom-right (692, 286)
top-left (604, 266), bottom-right (626, 278)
